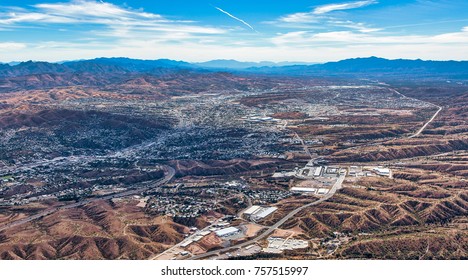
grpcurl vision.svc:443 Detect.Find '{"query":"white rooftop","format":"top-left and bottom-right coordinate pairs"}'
top-left (374, 167), bottom-right (390, 174)
top-left (244, 205), bottom-right (262, 215)
top-left (291, 187), bottom-right (317, 193)
top-left (215, 227), bottom-right (240, 237)
top-left (253, 207), bottom-right (278, 219)
top-left (180, 240), bottom-right (193, 247)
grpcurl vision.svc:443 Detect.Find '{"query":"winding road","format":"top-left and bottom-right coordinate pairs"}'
top-left (0, 165), bottom-right (175, 232)
top-left (408, 105), bottom-right (442, 138)
top-left (389, 88), bottom-right (442, 139)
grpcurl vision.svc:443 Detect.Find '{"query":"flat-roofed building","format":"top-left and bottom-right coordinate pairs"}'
top-left (215, 227), bottom-right (240, 237)
top-left (244, 205), bottom-right (279, 221)
top-left (180, 240), bottom-right (193, 248)
top-left (243, 205), bottom-right (261, 216)
top-left (192, 235), bottom-right (203, 242)
top-left (252, 206), bottom-right (278, 220)
top-left (374, 167), bottom-right (390, 176)
top-left (318, 188), bottom-right (329, 194)
top-left (291, 187), bottom-right (317, 193)
top-left (314, 166), bottom-right (323, 177)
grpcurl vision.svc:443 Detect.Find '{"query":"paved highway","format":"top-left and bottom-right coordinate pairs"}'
top-left (294, 132), bottom-right (313, 159)
top-left (190, 172), bottom-right (346, 260)
top-left (0, 165), bottom-right (175, 232)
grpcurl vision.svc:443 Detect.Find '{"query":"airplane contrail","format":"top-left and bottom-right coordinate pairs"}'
top-left (214, 6), bottom-right (256, 32)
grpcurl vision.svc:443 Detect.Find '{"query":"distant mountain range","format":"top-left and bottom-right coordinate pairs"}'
top-left (0, 58), bottom-right (197, 77)
top-left (247, 57), bottom-right (468, 78)
top-left (64, 57), bottom-right (194, 72)
top-left (1, 57), bottom-right (467, 79)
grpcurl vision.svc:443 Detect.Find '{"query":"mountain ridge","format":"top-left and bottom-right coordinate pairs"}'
top-left (1, 56), bottom-right (467, 79)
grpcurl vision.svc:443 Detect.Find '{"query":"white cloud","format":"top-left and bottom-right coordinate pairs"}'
top-left (35, 1), bottom-right (160, 20)
top-left (0, 0), bottom-right (226, 36)
top-left (329, 20), bottom-right (382, 33)
top-left (279, 12), bottom-right (321, 24)
top-left (277, 0), bottom-right (379, 32)
top-left (313, 0), bottom-right (377, 15)
top-left (0, 42), bottom-right (27, 51)
top-left (272, 27), bottom-right (468, 46)
top-left (0, 12), bottom-right (75, 25)
top-left (256, 27), bottom-right (467, 61)
top-left (280, 0), bottom-right (378, 23)
top-left (276, 15), bottom-right (379, 33)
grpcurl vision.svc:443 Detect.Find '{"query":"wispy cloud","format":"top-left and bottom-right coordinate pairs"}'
top-left (313, 0), bottom-right (377, 15)
top-left (0, 0), bottom-right (226, 36)
top-left (382, 19), bottom-right (468, 30)
top-left (279, 0), bottom-right (378, 24)
top-left (272, 27), bottom-right (468, 46)
top-left (0, 42), bottom-right (27, 51)
top-left (279, 12), bottom-right (321, 24)
top-left (35, 1), bottom-right (161, 20)
top-left (329, 20), bottom-right (382, 33)
top-left (275, 16), bottom-right (378, 33)
top-left (214, 7), bottom-right (256, 32)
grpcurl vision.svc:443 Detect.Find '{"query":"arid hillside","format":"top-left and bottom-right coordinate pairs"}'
top-left (0, 199), bottom-right (188, 260)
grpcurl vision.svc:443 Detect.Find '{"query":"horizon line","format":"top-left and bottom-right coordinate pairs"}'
top-left (2, 56), bottom-right (468, 65)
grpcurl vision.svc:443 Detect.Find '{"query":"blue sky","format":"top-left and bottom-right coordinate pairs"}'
top-left (0, 0), bottom-right (467, 62)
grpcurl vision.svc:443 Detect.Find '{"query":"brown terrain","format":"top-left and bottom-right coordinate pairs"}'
top-left (269, 85), bottom-right (468, 259)
top-left (0, 199), bottom-right (189, 259)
